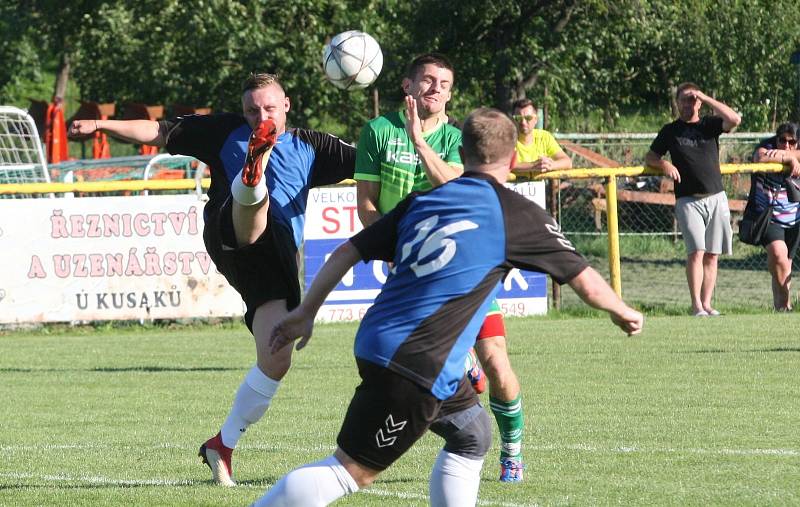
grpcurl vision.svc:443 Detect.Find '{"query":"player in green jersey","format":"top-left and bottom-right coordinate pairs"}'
top-left (355, 55), bottom-right (463, 218)
top-left (354, 53), bottom-right (527, 482)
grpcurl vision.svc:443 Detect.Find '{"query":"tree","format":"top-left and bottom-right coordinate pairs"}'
top-left (4, 0), bottom-right (800, 137)
top-left (403, 0), bottom-right (656, 127)
top-left (0, 4), bottom-right (45, 104)
top-left (0, 1), bottom-right (101, 105)
top-left (68, 0), bottom-right (398, 139)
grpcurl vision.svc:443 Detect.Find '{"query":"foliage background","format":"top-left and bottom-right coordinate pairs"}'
top-left (2, 0), bottom-right (800, 139)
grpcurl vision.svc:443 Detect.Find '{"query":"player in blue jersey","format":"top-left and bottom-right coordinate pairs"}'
top-left (69, 73), bottom-right (355, 486)
top-left (356, 53), bottom-right (529, 481)
top-left (255, 108), bottom-right (643, 506)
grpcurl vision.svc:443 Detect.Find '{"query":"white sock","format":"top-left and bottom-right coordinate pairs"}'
top-left (429, 450), bottom-right (484, 507)
top-left (231, 170), bottom-right (268, 205)
top-left (220, 366), bottom-right (280, 448)
top-left (252, 455), bottom-right (359, 507)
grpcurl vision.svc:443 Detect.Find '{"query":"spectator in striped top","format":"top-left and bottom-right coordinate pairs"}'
top-left (751, 122), bottom-right (800, 311)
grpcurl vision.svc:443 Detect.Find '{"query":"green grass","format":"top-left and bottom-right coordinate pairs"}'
top-left (572, 235), bottom-right (686, 259)
top-left (1, 315), bottom-right (798, 506)
top-left (554, 234), bottom-right (788, 313)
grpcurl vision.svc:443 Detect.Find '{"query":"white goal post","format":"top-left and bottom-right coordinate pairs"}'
top-left (0, 106), bottom-right (51, 190)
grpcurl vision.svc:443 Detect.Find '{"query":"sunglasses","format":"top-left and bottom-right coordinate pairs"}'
top-left (513, 114), bottom-right (535, 122)
top-left (778, 137), bottom-right (798, 146)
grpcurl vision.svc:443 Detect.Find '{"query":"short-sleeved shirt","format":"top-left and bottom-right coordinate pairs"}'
top-left (160, 113), bottom-right (355, 247)
top-left (515, 129), bottom-right (564, 179)
top-left (750, 137), bottom-right (800, 227)
top-left (649, 116), bottom-right (725, 198)
top-left (349, 172), bottom-right (588, 400)
top-left (354, 111), bottom-right (463, 214)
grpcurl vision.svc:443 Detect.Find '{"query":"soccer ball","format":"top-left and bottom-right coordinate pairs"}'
top-left (322, 30), bottom-right (383, 90)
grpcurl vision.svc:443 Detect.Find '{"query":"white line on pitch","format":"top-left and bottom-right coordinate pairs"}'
top-left (521, 443), bottom-right (800, 457)
top-left (0, 471), bottom-right (194, 487)
top-left (0, 471), bottom-right (534, 506)
top-left (1, 442), bottom-right (797, 457)
top-left (361, 487), bottom-right (537, 507)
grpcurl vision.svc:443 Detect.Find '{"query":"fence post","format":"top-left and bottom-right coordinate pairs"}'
top-left (605, 175), bottom-right (622, 296)
top-left (549, 178), bottom-right (561, 309)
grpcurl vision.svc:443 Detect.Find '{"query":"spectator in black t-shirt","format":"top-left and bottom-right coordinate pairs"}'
top-left (645, 82), bottom-right (741, 316)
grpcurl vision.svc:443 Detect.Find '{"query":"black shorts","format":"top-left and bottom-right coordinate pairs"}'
top-left (203, 197), bottom-right (301, 332)
top-left (336, 359), bottom-right (480, 471)
top-left (760, 222), bottom-right (800, 259)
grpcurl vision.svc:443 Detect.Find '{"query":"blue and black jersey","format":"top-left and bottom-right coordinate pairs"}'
top-left (160, 113), bottom-right (355, 246)
top-left (350, 172), bottom-right (589, 400)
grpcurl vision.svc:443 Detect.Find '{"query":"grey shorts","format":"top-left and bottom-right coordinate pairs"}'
top-left (675, 191), bottom-right (733, 255)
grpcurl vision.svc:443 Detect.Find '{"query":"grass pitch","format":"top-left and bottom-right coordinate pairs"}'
top-left (1, 314), bottom-right (798, 506)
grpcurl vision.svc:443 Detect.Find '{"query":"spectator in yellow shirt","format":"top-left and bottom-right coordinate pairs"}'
top-left (511, 98), bottom-right (572, 178)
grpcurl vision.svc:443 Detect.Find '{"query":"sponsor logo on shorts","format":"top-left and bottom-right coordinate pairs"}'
top-left (375, 414), bottom-right (407, 448)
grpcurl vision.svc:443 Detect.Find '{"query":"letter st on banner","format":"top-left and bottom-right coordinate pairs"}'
top-left (304, 182), bottom-right (547, 323)
top-left (0, 195), bottom-right (244, 324)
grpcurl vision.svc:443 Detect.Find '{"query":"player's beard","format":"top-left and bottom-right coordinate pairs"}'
top-left (418, 98), bottom-right (443, 120)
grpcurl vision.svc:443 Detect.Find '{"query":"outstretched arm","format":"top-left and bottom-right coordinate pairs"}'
top-left (68, 119), bottom-right (165, 147)
top-left (270, 240), bottom-right (362, 353)
top-left (567, 266), bottom-right (643, 336)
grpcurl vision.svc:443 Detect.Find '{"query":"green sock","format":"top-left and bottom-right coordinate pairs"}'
top-left (489, 394), bottom-right (524, 459)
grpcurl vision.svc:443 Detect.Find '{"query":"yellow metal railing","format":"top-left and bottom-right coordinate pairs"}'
top-left (533, 163), bottom-right (786, 297)
top-left (0, 178), bottom-right (363, 195)
top-left (0, 163), bottom-right (789, 298)
top-left (0, 178), bottom-right (211, 195)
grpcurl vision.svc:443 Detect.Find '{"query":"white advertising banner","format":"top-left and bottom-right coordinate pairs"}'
top-left (0, 195), bottom-right (244, 324)
top-left (304, 181), bottom-right (548, 322)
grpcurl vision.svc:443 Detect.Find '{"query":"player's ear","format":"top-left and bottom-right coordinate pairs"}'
top-left (284, 96), bottom-right (291, 113)
top-left (401, 78), bottom-right (411, 94)
top-left (509, 150), bottom-right (518, 170)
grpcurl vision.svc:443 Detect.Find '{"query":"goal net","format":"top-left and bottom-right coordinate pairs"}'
top-left (0, 106), bottom-right (51, 196)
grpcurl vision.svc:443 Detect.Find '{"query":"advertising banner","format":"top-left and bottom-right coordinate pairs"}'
top-left (304, 181), bottom-right (548, 322)
top-left (0, 195), bottom-right (243, 324)
top-left (1, 181), bottom-right (547, 325)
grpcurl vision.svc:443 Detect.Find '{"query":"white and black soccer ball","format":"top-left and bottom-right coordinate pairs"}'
top-left (322, 30), bottom-right (383, 90)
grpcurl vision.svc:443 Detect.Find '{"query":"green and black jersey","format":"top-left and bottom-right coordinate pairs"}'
top-left (354, 110), bottom-right (463, 214)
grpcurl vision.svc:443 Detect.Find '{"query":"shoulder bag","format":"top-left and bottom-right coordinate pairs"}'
top-left (738, 204), bottom-right (772, 245)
